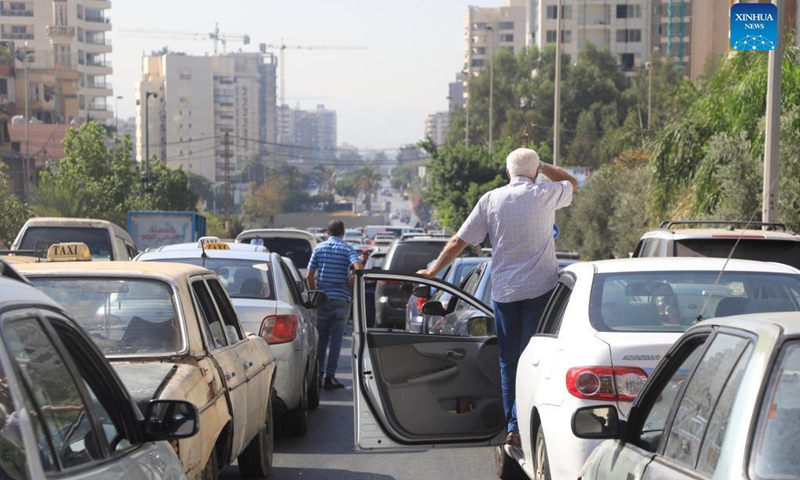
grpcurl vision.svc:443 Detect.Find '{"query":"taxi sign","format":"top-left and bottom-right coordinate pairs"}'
top-left (47, 242), bottom-right (92, 262)
top-left (198, 236), bottom-right (221, 247)
top-left (204, 242), bottom-right (230, 250)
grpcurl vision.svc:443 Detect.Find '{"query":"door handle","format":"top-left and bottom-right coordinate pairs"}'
top-left (446, 349), bottom-right (465, 360)
top-left (243, 361), bottom-right (253, 370)
top-left (531, 357), bottom-right (540, 366)
top-left (226, 371), bottom-right (236, 380)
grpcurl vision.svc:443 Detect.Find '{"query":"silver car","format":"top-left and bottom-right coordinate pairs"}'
top-left (135, 244), bottom-right (325, 436)
top-left (0, 260), bottom-right (194, 479)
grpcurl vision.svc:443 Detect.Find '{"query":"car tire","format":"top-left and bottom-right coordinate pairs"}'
top-left (201, 446), bottom-right (219, 480)
top-left (308, 362), bottom-right (320, 410)
top-left (534, 425), bottom-right (552, 480)
top-left (494, 445), bottom-right (525, 480)
top-left (238, 396), bottom-right (275, 478)
top-left (282, 376), bottom-right (309, 437)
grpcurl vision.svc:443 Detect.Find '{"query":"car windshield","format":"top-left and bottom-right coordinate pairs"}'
top-left (19, 227), bottom-right (112, 261)
top-left (145, 258), bottom-right (276, 300)
top-left (753, 340), bottom-right (800, 480)
top-left (30, 278), bottom-right (182, 356)
top-left (589, 271), bottom-right (800, 332)
top-left (246, 237), bottom-right (313, 268)
top-left (366, 255), bottom-right (385, 269)
top-left (675, 239), bottom-right (800, 269)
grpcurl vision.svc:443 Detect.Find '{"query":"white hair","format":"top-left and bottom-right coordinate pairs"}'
top-left (506, 148), bottom-right (541, 179)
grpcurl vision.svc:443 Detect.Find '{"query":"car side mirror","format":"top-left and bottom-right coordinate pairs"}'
top-left (295, 280), bottom-right (307, 292)
top-left (421, 300), bottom-right (446, 316)
top-left (144, 400), bottom-right (199, 441)
top-left (467, 316), bottom-right (493, 337)
top-left (306, 290), bottom-right (329, 309)
top-left (571, 405), bottom-right (621, 439)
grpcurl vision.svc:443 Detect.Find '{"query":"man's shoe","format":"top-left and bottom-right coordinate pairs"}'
top-left (323, 377), bottom-right (345, 390)
top-left (505, 432), bottom-right (521, 449)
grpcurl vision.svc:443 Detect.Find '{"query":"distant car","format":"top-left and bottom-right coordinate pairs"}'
top-left (364, 251), bottom-right (387, 327)
top-left (0, 259), bottom-right (195, 479)
top-left (374, 236), bottom-right (482, 329)
top-left (425, 261), bottom-right (494, 337)
top-left (18, 247), bottom-right (278, 480)
top-left (236, 228), bottom-right (319, 275)
top-left (344, 229), bottom-right (365, 246)
top-left (633, 220), bottom-right (800, 269)
top-left (12, 217), bottom-right (138, 260)
top-left (372, 235), bottom-right (396, 248)
top-left (135, 242), bottom-right (327, 436)
top-left (573, 312), bottom-right (800, 480)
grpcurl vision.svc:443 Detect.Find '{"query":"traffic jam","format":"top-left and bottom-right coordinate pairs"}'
top-left (1, 216), bottom-right (800, 480)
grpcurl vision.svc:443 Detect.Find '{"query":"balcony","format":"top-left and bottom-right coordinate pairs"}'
top-left (84, 79), bottom-right (112, 90)
top-left (0, 9), bottom-right (33, 16)
top-left (46, 25), bottom-right (76, 37)
top-left (84, 36), bottom-right (111, 46)
top-left (85, 59), bottom-right (111, 68)
top-left (1, 32), bottom-right (33, 40)
top-left (84, 15), bottom-right (110, 24)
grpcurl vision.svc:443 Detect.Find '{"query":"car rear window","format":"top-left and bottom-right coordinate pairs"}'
top-left (589, 271), bottom-right (800, 332)
top-left (145, 258), bottom-right (276, 300)
top-left (675, 239), bottom-right (800, 269)
top-left (246, 237), bottom-right (313, 268)
top-left (386, 243), bottom-right (448, 273)
top-left (19, 227), bottom-right (112, 261)
top-left (31, 278), bottom-right (182, 356)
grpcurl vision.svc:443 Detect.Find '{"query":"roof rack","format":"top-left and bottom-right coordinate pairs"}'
top-left (0, 259), bottom-right (32, 284)
top-left (658, 220), bottom-right (788, 232)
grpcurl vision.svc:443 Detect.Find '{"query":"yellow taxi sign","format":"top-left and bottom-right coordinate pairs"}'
top-left (197, 236), bottom-right (221, 247)
top-left (47, 242), bottom-right (92, 262)
top-left (204, 242), bottom-right (230, 251)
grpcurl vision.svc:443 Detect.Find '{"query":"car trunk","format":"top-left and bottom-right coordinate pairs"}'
top-left (595, 331), bottom-right (683, 417)
top-left (232, 298), bottom-right (279, 337)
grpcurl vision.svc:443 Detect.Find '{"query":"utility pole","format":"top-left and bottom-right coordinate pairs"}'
top-left (224, 132), bottom-right (231, 231)
top-left (553, 0), bottom-right (563, 166)
top-left (487, 25), bottom-right (494, 155)
top-left (645, 61), bottom-right (653, 129)
top-left (144, 91), bottom-right (157, 192)
top-left (23, 43), bottom-right (29, 202)
top-left (763, 0), bottom-right (784, 224)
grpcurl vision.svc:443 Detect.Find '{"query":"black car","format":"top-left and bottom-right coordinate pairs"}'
top-left (374, 237), bottom-right (482, 328)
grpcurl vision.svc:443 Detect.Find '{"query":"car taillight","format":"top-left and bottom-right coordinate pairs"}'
top-left (260, 315), bottom-right (298, 344)
top-left (566, 366), bottom-right (648, 402)
top-left (417, 297), bottom-right (429, 311)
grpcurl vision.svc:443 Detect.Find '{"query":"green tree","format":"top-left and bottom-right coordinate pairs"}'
top-left (356, 167), bottom-right (382, 212)
top-left (0, 163), bottom-right (29, 248)
top-left (242, 177), bottom-right (286, 227)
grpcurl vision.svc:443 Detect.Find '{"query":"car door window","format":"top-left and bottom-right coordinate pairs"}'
top-left (191, 280), bottom-right (229, 349)
top-left (537, 283), bottom-right (571, 336)
top-left (3, 317), bottom-right (101, 472)
top-left (0, 357), bottom-right (30, 478)
top-left (453, 268), bottom-right (481, 312)
top-left (207, 278), bottom-right (244, 344)
top-left (279, 260), bottom-right (305, 305)
top-left (663, 333), bottom-right (750, 469)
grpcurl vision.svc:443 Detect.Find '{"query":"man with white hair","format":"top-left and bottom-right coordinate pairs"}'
top-left (418, 148), bottom-right (577, 447)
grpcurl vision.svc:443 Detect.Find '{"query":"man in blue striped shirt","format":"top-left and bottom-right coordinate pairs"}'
top-left (307, 220), bottom-right (363, 389)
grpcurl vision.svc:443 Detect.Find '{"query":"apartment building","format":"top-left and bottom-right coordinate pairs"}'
top-left (464, 0), bottom-right (527, 78)
top-left (424, 111), bottom-right (450, 147)
top-left (135, 51), bottom-right (278, 185)
top-left (0, 0), bottom-right (113, 122)
top-left (277, 103), bottom-right (337, 162)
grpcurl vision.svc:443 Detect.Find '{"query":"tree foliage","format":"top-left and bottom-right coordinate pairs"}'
top-left (242, 177), bottom-right (286, 227)
top-left (0, 163), bottom-right (29, 248)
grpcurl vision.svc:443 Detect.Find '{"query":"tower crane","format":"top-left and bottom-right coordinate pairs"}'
top-left (258, 42), bottom-right (367, 107)
top-left (118, 24), bottom-right (250, 54)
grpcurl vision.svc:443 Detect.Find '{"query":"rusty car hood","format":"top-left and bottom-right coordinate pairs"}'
top-left (112, 362), bottom-right (177, 412)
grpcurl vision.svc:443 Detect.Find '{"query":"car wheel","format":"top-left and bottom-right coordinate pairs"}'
top-left (308, 362), bottom-right (320, 410)
top-left (534, 425), bottom-right (552, 480)
top-left (238, 395), bottom-right (275, 478)
top-left (494, 445), bottom-right (525, 479)
top-left (201, 446), bottom-right (218, 480)
top-left (282, 375), bottom-right (309, 437)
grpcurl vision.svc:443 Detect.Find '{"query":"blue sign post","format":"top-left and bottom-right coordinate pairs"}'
top-left (730, 2), bottom-right (778, 51)
top-left (553, 224), bottom-right (560, 240)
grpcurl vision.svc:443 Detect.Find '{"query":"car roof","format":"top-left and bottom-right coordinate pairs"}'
top-left (146, 242), bottom-right (267, 252)
top-left (690, 311), bottom-right (800, 336)
top-left (14, 260), bottom-right (211, 279)
top-left (396, 236), bottom-right (450, 244)
top-left (564, 257), bottom-right (800, 275)
top-left (641, 228), bottom-right (800, 241)
top-left (20, 217), bottom-right (131, 238)
top-left (0, 263), bottom-right (65, 311)
top-left (236, 228), bottom-right (318, 242)
top-left (136, 249), bottom-right (276, 262)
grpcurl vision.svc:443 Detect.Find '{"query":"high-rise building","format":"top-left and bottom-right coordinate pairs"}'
top-left (277, 104), bottom-right (337, 162)
top-left (464, 1), bottom-right (527, 78)
top-left (135, 51), bottom-right (278, 184)
top-left (0, 0), bottom-right (113, 122)
top-left (424, 111), bottom-right (450, 147)
top-left (448, 71), bottom-right (466, 110)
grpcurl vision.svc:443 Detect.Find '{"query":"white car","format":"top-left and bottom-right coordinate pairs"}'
top-left (236, 228), bottom-right (319, 276)
top-left (135, 243), bottom-right (327, 436)
top-left (350, 257), bottom-right (800, 480)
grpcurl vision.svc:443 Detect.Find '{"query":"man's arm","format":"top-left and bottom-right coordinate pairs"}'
top-left (417, 235), bottom-right (469, 278)
top-left (541, 163), bottom-right (578, 192)
top-left (306, 269), bottom-right (316, 291)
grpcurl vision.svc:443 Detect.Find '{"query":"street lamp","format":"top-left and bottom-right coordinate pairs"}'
top-left (553, 0), bottom-right (563, 166)
top-left (21, 42), bottom-right (31, 202)
top-left (645, 62), bottom-right (653, 130)
top-left (487, 25), bottom-right (494, 155)
top-left (144, 91), bottom-right (158, 192)
top-left (115, 95), bottom-right (123, 133)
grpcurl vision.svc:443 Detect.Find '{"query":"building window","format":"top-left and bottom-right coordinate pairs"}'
top-left (471, 58), bottom-right (484, 67)
top-left (473, 22), bottom-right (487, 30)
top-left (473, 46), bottom-right (486, 55)
top-left (546, 30), bottom-right (570, 43)
top-left (616, 5), bottom-right (641, 18)
top-left (499, 21), bottom-right (514, 30)
top-left (179, 72), bottom-right (191, 80)
top-left (499, 34), bottom-right (514, 42)
top-left (620, 53), bottom-right (635, 71)
top-left (616, 29), bottom-right (642, 43)
top-left (0, 78), bottom-right (7, 95)
top-left (545, 5), bottom-right (571, 19)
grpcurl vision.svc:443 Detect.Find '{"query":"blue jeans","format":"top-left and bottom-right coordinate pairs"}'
top-left (316, 298), bottom-right (351, 381)
top-left (493, 289), bottom-right (554, 434)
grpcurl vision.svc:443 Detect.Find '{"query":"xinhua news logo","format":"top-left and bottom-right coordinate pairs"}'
top-left (730, 2), bottom-right (778, 51)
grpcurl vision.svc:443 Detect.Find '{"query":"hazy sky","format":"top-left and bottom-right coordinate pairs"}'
top-left (111, 0), bottom-right (505, 150)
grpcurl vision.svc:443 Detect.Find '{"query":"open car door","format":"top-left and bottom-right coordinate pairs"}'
top-left (353, 270), bottom-right (505, 450)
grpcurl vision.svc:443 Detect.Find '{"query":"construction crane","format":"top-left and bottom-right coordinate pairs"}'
top-left (118, 24), bottom-right (250, 54)
top-left (258, 42), bottom-right (367, 107)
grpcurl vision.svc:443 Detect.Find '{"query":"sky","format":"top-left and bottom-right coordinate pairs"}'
top-left (111, 0), bottom-right (506, 151)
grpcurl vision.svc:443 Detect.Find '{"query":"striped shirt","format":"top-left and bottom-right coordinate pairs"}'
top-left (307, 236), bottom-right (361, 302)
top-left (457, 176), bottom-right (573, 303)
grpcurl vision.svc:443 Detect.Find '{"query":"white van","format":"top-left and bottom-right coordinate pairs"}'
top-left (12, 217), bottom-right (138, 261)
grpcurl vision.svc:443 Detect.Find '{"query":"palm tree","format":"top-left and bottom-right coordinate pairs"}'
top-left (356, 167), bottom-right (382, 212)
top-left (314, 166), bottom-right (338, 210)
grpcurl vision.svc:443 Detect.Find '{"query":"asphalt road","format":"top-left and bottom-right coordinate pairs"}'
top-left (221, 326), bottom-right (499, 480)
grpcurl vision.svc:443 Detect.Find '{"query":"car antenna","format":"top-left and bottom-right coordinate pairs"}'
top-left (200, 241), bottom-right (208, 267)
top-left (694, 178), bottom-right (780, 322)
